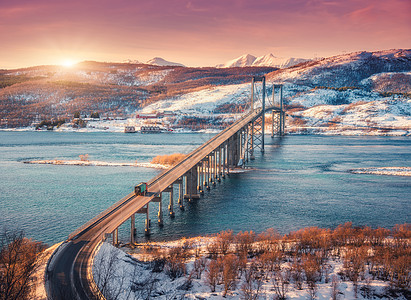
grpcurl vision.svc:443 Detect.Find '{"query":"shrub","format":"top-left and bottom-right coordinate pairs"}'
top-left (151, 153), bottom-right (186, 166)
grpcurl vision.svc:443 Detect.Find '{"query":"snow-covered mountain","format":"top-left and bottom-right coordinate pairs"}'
top-left (252, 54), bottom-right (310, 68)
top-left (267, 49), bottom-right (411, 88)
top-left (142, 49), bottom-right (411, 136)
top-left (1, 49), bottom-right (410, 135)
top-left (217, 53), bottom-right (310, 68)
top-left (216, 54), bottom-right (257, 68)
top-left (146, 57), bottom-right (185, 67)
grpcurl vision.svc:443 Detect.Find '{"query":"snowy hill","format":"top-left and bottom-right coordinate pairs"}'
top-left (218, 53), bottom-right (310, 68)
top-left (141, 49), bottom-right (411, 136)
top-left (146, 57), bottom-right (185, 67)
top-left (267, 49), bottom-right (411, 88)
top-left (252, 54), bottom-right (310, 68)
top-left (1, 49), bottom-right (410, 135)
top-left (216, 54), bottom-right (257, 68)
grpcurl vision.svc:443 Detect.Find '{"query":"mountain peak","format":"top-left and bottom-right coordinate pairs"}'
top-left (217, 54), bottom-right (257, 68)
top-left (218, 53), bottom-right (310, 68)
top-left (146, 57), bottom-right (185, 67)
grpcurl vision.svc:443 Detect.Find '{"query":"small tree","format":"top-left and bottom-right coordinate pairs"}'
top-left (165, 247), bottom-right (186, 280)
top-left (216, 230), bottom-right (233, 255)
top-left (0, 229), bottom-right (46, 300)
top-left (330, 274), bottom-right (340, 300)
top-left (206, 259), bottom-right (220, 292)
top-left (192, 257), bottom-right (207, 279)
top-left (222, 254), bottom-right (238, 297)
top-left (343, 245), bottom-right (368, 298)
top-left (272, 266), bottom-right (291, 300)
top-left (241, 259), bottom-right (264, 300)
top-left (302, 253), bottom-right (322, 300)
top-left (291, 256), bottom-right (304, 290)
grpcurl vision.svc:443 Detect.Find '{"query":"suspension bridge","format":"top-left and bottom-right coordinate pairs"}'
top-left (47, 76), bottom-right (286, 299)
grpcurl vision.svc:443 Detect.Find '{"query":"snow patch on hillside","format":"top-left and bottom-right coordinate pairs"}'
top-left (141, 83), bottom-right (251, 116)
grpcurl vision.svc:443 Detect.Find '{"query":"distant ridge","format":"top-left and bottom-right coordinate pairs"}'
top-left (146, 57), bottom-right (185, 67)
top-left (217, 53), bottom-right (310, 68)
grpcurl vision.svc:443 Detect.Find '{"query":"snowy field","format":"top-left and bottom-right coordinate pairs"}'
top-left (91, 238), bottom-right (409, 300)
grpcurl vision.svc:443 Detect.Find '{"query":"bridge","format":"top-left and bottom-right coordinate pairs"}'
top-left (47, 77), bottom-right (285, 299)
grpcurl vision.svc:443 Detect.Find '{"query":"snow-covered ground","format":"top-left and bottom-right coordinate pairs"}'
top-left (141, 83), bottom-right (251, 117)
top-left (23, 159), bottom-right (168, 169)
top-left (92, 239), bottom-right (407, 300)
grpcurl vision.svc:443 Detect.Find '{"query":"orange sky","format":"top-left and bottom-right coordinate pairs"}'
top-left (1, 0), bottom-right (410, 69)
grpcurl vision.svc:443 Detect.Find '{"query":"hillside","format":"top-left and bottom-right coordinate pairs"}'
top-left (265, 49), bottom-right (411, 134)
top-left (139, 49), bottom-right (411, 135)
top-left (0, 63), bottom-right (275, 127)
top-left (1, 49), bottom-right (410, 134)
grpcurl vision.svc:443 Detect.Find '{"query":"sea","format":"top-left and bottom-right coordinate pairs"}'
top-left (0, 131), bottom-right (410, 246)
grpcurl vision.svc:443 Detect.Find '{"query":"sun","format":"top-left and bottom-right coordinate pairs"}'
top-left (61, 59), bottom-right (76, 68)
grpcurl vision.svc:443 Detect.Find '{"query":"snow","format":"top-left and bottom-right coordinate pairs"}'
top-left (146, 57), bottom-right (185, 67)
top-left (217, 53), bottom-right (310, 68)
top-left (140, 83), bottom-right (251, 117)
top-left (91, 238), bottom-right (406, 300)
top-left (23, 159), bottom-right (168, 169)
top-left (350, 167), bottom-right (411, 176)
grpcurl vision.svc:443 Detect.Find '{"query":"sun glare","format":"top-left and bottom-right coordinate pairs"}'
top-left (61, 60), bottom-right (76, 68)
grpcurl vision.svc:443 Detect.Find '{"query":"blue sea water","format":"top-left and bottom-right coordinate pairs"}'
top-left (0, 131), bottom-right (410, 245)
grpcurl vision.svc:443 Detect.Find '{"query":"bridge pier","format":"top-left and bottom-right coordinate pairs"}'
top-left (208, 155), bottom-right (213, 186)
top-left (221, 145), bottom-right (226, 178)
top-left (176, 178), bottom-right (184, 209)
top-left (218, 147), bottom-right (222, 181)
top-left (197, 163), bottom-right (204, 194)
top-left (130, 214), bottom-right (136, 244)
top-left (165, 185), bottom-right (175, 217)
top-left (152, 193), bottom-right (163, 226)
top-left (184, 167), bottom-right (200, 201)
top-left (136, 203), bottom-right (150, 236)
top-left (112, 228), bottom-right (118, 246)
top-left (213, 150), bottom-right (218, 185)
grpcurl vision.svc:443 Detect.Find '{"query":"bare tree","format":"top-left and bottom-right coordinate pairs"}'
top-left (93, 244), bottom-right (132, 300)
top-left (205, 258), bottom-right (220, 292)
top-left (291, 255), bottom-right (304, 290)
top-left (216, 230), bottom-right (234, 255)
top-left (330, 274), bottom-right (340, 300)
top-left (0, 229), bottom-right (46, 300)
top-left (302, 253), bottom-right (321, 300)
top-left (192, 256), bottom-right (207, 279)
top-left (94, 245), bottom-right (120, 298)
top-left (235, 231), bottom-right (256, 256)
top-left (240, 259), bottom-right (264, 300)
top-left (165, 247), bottom-right (186, 280)
top-left (222, 254), bottom-right (238, 297)
top-left (343, 245), bottom-right (368, 298)
top-left (271, 266), bottom-right (291, 300)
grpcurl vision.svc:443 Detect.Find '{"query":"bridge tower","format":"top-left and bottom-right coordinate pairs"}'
top-left (271, 84), bottom-right (285, 137)
top-left (248, 76), bottom-right (266, 160)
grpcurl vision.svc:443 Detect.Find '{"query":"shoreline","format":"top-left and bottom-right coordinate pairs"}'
top-left (1, 126), bottom-right (410, 136)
